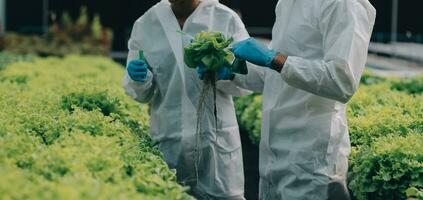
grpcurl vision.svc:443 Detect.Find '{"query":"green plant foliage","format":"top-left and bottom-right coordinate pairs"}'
top-left (406, 187), bottom-right (423, 199)
top-left (183, 32), bottom-right (236, 169)
top-left (234, 94), bottom-right (257, 120)
top-left (61, 90), bottom-right (124, 116)
top-left (391, 76), bottom-right (423, 95)
top-left (77, 6), bottom-right (89, 26)
top-left (184, 31), bottom-right (234, 71)
top-left (91, 15), bottom-right (102, 40)
top-left (238, 95), bottom-right (262, 144)
top-left (347, 84), bottom-right (423, 146)
top-left (234, 94), bottom-right (263, 145)
top-left (348, 133), bottom-right (423, 200)
top-left (1, 6), bottom-right (113, 56)
top-left (0, 56), bottom-right (193, 199)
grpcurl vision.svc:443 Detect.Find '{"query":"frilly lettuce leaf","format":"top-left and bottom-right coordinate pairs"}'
top-left (183, 31), bottom-right (234, 71)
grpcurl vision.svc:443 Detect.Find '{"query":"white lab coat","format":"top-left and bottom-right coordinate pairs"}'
top-left (232, 0), bottom-right (376, 199)
top-left (122, 0), bottom-right (250, 199)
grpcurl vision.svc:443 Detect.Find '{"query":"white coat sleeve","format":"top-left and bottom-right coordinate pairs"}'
top-left (218, 14), bottom-right (266, 95)
top-left (122, 20), bottom-right (156, 103)
top-left (280, 0), bottom-right (376, 103)
top-left (231, 62), bottom-right (267, 93)
top-left (216, 14), bottom-right (254, 97)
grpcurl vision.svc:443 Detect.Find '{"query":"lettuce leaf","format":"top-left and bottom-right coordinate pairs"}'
top-left (183, 32), bottom-right (234, 71)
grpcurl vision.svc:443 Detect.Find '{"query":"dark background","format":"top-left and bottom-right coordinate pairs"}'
top-left (5, 0), bottom-right (423, 51)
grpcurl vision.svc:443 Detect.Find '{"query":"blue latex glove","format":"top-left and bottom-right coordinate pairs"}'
top-left (217, 67), bottom-right (233, 80)
top-left (196, 66), bottom-right (208, 80)
top-left (196, 66), bottom-right (233, 81)
top-left (231, 38), bottom-right (278, 67)
top-left (127, 60), bottom-right (148, 82)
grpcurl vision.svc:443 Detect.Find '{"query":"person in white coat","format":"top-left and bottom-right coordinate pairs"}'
top-left (122, 0), bottom-right (251, 199)
top-left (227, 0), bottom-right (376, 199)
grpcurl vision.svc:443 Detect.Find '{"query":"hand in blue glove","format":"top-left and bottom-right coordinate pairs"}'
top-left (196, 66), bottom-right (234, 81)
top-left (216, 67), bottom-right (234, 80)
top-left (127, 60), bottom-right (148, 83)
top-left (231, 38), bottom-right (278, 67)
top-left (196, 66), bottom-right (208, 80)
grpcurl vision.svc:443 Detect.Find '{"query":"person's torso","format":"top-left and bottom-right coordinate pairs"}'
top-left (259, 0), bottom-right (350, 170)
top-left (137, 1), bottom-right (242, 145)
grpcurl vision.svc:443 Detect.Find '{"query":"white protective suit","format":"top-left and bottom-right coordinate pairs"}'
top-left (122, 0), bottom-right (250, 199)
top-left (232, 0), bottom-right (376, 199)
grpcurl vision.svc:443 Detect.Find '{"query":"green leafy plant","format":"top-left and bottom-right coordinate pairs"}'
top-left (347, 84), bottom-right (423, 146)
top-left (184, 31), bottom-right (234, 71)
top-left (406, 187), bottom-right (423, 199)
top-left (234, 95), bottom-right (262, 144)
top-left (0, 55), bottom-right (193, 199)
top-left (241, 96), bottom-right (262, 144)
top-left (77, 6), bottom-right (89, 27)
top-left (183, 31), bottom-right (235, 180)
top-left (348, 133), bottom-right (423, 200)
top-left (91, 15), bottom-right (102, 40)
top-left (391, 76), bottom-right (423, 95)
top-left (1, 6), bottom-right (113, 56)
top-left (61, 90), bottom-right (124, 116)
